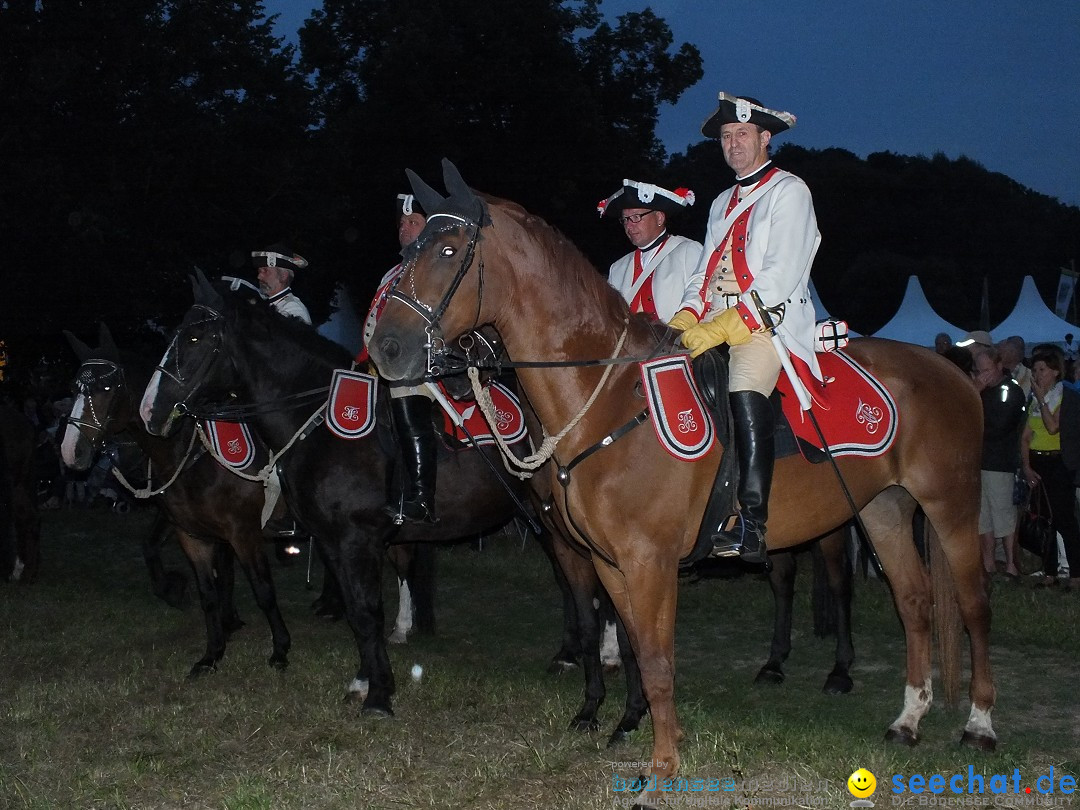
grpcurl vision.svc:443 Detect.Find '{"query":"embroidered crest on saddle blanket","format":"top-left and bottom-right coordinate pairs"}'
top-left (326, 369), bottom-right (378, 439)
top-left (777, 350), bottom-right (898, 459)
top-left (640, 355), bottom-right (715, 461)
top-left (202, 419), bottom-right (260, 471)
top-left (440, 381), bottom-right (527, 447)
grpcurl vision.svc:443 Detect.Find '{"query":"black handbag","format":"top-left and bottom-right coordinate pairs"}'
top-left (1017, 482), bottom-right (1053, 557)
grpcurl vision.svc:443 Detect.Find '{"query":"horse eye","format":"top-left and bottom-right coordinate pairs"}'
top-left (440, 245), bottom-right (456, 257)
top-left (188, 335), bottom-right (199, 343)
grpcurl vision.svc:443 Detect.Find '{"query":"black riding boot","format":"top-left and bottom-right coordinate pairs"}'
top-left (711, 390), bottom-right (774, 564)
top-left (386, 395), bottom-right (438, 524)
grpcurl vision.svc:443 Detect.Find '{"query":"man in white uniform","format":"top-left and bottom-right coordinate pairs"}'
top-left (668, 93), bottom-right (822, 564)
top-left (252, 244), bottom-right (311, 324)
top-left (598, 180), bottom-right (701, 322)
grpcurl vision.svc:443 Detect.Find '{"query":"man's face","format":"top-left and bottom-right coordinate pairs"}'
top-left (257, 265), bottom-right (288, 297)
top-left (720, 122), bottom-right (771, 177)
top-left (398, 213), bottom-right (427, 248)
top-left (972, 352), bottom-right (1001, 392)
top-left (619, 208), bottom-right (665, 249)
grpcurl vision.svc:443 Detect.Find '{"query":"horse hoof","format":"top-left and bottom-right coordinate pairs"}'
top-left (387, 630), bottom-right (408, 645)
top-left (268, 654), bottom-right (289, 671)
top-left (822, 675), bottom-right (853, 695)
top-left (547, 657), bottom-right (579, 675)
top-left (606, 727), bottom-right (633, 748)
top-left (186, 661), bottom-right (217, 679)
top-left (602, 662), bottom-right (622, 676)
top-left (885, 726), bottom-right (919, 747)
top-left (570, 716), bottom-right (600, 733)
top-left (362, 706), bottom-right (394, 718)
top-left (960, 730), bottom-right (997, 752)
top-left (754, 666), bottom-right (785, 686)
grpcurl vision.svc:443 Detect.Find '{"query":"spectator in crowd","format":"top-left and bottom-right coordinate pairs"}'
top-left (971, 345), bottom-right (1026, 580)
top-left (1020, 344), bottom-right (1080, 587)
top-left (998, 335), bottom-right (1032, 398)
top-left (934, 332), bottom-right (953, 354)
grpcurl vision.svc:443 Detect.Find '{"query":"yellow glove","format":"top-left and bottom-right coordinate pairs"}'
top-left (679, 307), bottom-right (753, 358)
top-left (667, 310), bottom-right (699, 332)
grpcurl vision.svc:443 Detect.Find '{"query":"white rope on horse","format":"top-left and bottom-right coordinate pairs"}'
top-left (195, 404), bottom-right (329, 483)
top-left (110, 426), bottom-right (200, 499)
top-left (467, 322), bottom-right (629, 479)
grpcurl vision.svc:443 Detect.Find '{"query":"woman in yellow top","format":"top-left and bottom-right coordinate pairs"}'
top-left (1021, 344), bottom-right (1080, 587)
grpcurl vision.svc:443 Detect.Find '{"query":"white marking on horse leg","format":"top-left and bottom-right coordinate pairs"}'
top-left (388, 578), bottom-right (413, 644)
top-left (600, 620), bottom-right (620, 669)
top-left (347, 677), bottom-right (369, 699)
top-left (889, 678), bottom-right (933, 737)
top-left (59, 397), bottom-right (87, 467)
top-left (139, 364), bottom-right (166, 425)
top-left (10, 557), bottom-right (24, 582)
top-left (964, 704), bottom-right (996, 742)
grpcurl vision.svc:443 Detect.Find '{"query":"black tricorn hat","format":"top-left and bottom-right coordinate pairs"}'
top-left (396, 193), bottom-right (426, 218)
top-left (701, 92), bottom-right (797, 138)
top-left (251, 243), bottom-right (308, 272)
top-left (597, 180), bottom-right (696, 218)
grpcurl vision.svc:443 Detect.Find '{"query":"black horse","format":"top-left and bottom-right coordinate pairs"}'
top-left (0, 399), bottom-right (41, 582)
top-left (139, 281), bottom-right (537, 714)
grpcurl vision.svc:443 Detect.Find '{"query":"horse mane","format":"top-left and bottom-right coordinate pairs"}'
top-left (485, 195), bottom-right (632, 328)
top-left (221, 289), bottom-right (354, 375)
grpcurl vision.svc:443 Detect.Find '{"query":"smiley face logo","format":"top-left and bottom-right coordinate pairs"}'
top-left (847, 768), bottom-right (876, 798)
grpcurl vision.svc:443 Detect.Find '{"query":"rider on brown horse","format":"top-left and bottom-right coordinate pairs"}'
top-left (359, 194), bottom-right (438, 523)
top-left (668, 93), bottom-right (823, 564)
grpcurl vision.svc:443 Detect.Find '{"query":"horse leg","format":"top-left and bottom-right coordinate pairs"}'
top-left (12, 481), bottom-right (40, 583)
top-left (817, 530), bottom-right (854, 695)
top-left (607, 603), bottom-right (649, 748)
top-left (594, 555), bottom-right (683, 798)
top-left (756, 549), bottom-right (796, 686)
top-left (860, 488), bottom-right (934, 745)
top-left (385, 543), bottom-right (414, 644)
top-left (175, 530), bottom-right (229, 677)
top-left (549, 531), bottom-right (606, 731)
top-left (311, 540), bottom-right (344, 620)
top-left (535, 526), bottom-right (584, 672)
top-left (232, 528), bottom-right (291, 670)
top-left (143, 512), bottom-right (188, 608)
top-left (339, 530), bottom-right (395, 716)
top-left (215, 543), bottom-right (245, 636)
top-left (917, 489), bottom-right (996, 750)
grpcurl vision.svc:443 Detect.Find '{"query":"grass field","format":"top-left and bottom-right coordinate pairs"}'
top-left (1, 507), bottom-right (1078, 809)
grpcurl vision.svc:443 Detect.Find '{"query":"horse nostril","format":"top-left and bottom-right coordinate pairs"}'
top-left (379, 336), bottom-right (401, 362)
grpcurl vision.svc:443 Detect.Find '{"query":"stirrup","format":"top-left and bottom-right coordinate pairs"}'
top-left (385, 498), bottom-right (437, 525)
top-left (709, 513), bottom-right (767, 564)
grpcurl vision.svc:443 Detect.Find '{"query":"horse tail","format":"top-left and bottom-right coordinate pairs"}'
top-left (928, 520), bottom-right (963, 709)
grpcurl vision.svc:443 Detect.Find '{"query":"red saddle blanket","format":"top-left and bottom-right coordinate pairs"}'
top-left (640, 355), bottom-right (716, 461)
top-left (778, 350), bottom-right (898, 459)
top-left (324, 369), bottom-right (526, 447)
top-left (440, 381), bottom-right (527, 447)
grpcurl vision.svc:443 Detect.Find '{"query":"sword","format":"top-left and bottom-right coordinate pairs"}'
top-left (749, 291), bottom-right (884, 576)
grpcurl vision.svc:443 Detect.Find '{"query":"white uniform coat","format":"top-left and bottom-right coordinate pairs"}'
top-left (678, 169), bottom-right (822, 380)
top-left (607, 234), bottom-right (703, 323)
top-left (269, 290), bottom-right (311, 324)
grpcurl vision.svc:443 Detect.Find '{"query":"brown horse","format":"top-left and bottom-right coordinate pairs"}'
top-left (369, 161), bottom-right (995, 801)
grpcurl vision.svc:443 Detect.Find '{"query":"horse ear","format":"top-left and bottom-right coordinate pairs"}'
top-left (406, 168), bottom-right (447, 217)
top-left (192, 267), bottom-right (224, 310)
top-left (441, 158), bottom-right (489, 226)
top-left (63, 330), bottom-right (93, 363)
top-left (98, 323), bottom-right (120, 361)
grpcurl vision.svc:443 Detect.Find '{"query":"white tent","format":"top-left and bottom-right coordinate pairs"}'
top-left (990, 276), bottom-right (1079, 347)
top-left (871, 276), bottom-right (965, 348)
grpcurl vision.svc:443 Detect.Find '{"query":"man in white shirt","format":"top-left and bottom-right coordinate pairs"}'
top-left (598, 180), bottom-right (701, 322)
top-left (252, 244), bottom-right (311, 324)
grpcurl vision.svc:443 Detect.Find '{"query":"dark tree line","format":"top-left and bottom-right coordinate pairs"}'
top-left (1, 0), bottom-right (1078, 394)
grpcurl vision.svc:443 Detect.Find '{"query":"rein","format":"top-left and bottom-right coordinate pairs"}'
top-left (110, 426), bottom-right (202, 499)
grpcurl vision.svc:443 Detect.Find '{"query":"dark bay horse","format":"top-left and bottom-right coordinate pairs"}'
top-left (60, 327), bottom-right (292, 676)
top-left (368, 162), bottom-right (995, 797)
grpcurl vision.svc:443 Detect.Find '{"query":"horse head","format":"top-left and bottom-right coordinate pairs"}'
top-left (139, 269), bottom-right (240, 436)
top-left (60, 323), bottom-right (129, 470)
top-left (371, 159), bottom-right (503, 383)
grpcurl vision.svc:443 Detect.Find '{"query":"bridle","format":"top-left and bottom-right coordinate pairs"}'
top-left (154, 303), bottom-right (226, 410)
top-left (67, 359), bottom-right (126, 442)
top-left (386, 215), bottom-right (485, 379)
